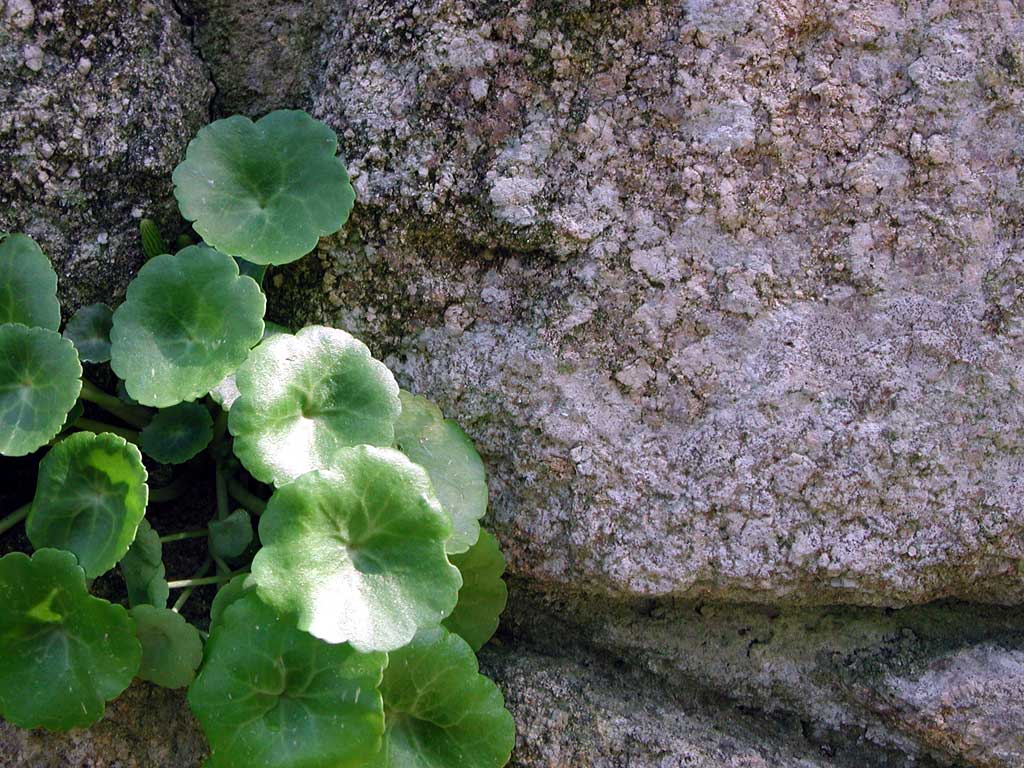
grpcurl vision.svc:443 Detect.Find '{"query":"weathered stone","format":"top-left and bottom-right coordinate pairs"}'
top-left (0, 0), bottom-right (212, 312)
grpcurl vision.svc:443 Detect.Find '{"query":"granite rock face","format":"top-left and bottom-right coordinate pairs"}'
top-left (291, 0), bottom-right (1024, 607)
top-left (0, 0), bottom-right (211, 312)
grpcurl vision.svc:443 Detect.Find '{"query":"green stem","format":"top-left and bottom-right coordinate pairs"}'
top-left (159, 529), bottom-right (208, 543)
top-left (79, 380), bottom-right (152, 429)
top-left (76, 418), bottom-right (140, 444)
top-left (167, 571), bottom-right (247, 590)
top-left (0, 503), bottom-right (31, 536)
top-left (149, 476), bottom-right (187, 503)
top-left (171, 558), bottom-right (211, 613)
top-left (227, 477), bottom-right (267, 516)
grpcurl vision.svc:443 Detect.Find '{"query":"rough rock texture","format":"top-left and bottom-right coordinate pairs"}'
top-left (290, 0), bottom-right (1024, 608)
top-left (0, 0), bottom-right (211, 312)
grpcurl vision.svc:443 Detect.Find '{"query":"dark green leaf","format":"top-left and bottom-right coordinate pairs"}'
top-left (173, 110), bottom-right (355, 266)
top-left (0, 549), bottom-right (141, 730)
top-left (63, 303), bottom-right (114, 363)
top-left (208, 509), bottom-right (252, 559)
top-left (251, 447), bottom-right (461, 652)
top-left (139, 402), bottom-right (213, 464)
top-left (27, 431), bottom-right (149, 578)
top-left (0, 324), bottom-right (82, 456)
top-left (188, 593), bottom-right (386, 768)
top-left (0, 233), bottom-right (61, 330)
top-left (394, 390), bottom-right (488, 554)
top-left (109, 245), bottom-right (266, 407)
top-left (229, 325), bottom-right (400, 486)
top-left (131, 605), bottom-right (204, 689)
top-left (443, 529), bottom-right (508, 651)
top-left (208, 573), bottom-right (254, 627)
top-left (140, 218), bottom-right (168, 261)
top-left (369, 627), bottom-right (515, 768)
top-left (120, 518), bottom-right (169, 608)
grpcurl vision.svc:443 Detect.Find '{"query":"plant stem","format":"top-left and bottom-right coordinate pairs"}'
top-left (171, 557), bottom-right (211, 613)
top-left (227, 477), bottom-right (267, 516)
top-left (76, 418), bottom-right (140, 444)
top-left (149, 476), bottom-right (188, 503)
top-left (79, 380), bottom-right (152, 429)
top-left (0, 503), bottom-right (31, 536)
top-left (159, 529), bottom-right (208, 543)
top-left (167, 571), bottom-right (247, 590)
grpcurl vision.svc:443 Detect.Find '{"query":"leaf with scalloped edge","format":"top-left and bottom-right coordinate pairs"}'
top-left (131, 605), bottom-right (204, 689)
top-left (139, 402), bottom-right (213, 464)
top-left (0, 549), bottom-right (141, 730)
top-left (208, 509), bottom-right (252, 559)
top-left (27, 431), bottom-right (149, 578)
top-left (367, 627), bottom-right (515, 768)
top-left (173, 110), bottom-right (355, 266)
top-left (208, 321), bottom-right (289, 412)
top-left (251, 447), bottom-right (460, 652)
top-left (229, 326), bottom-right (400, 486)
top-left (443, 529), bottom-right (508, 651)
top-left (0, 324), bottom-right (82, 456)
top-left (188, 593), bottom-right (386, 768)
top-left (394, 390), bottom-right (488, 554)
top-left (110, 245), bottom-right (265, 407)
top-left (0, 233), bottom-right (61, 330)
top-left (208, 573), bottom-right (254, 628)
top-left (63, 303), bottom-right (114, 363)
top-left (120, 518), bottom-right (169, 608)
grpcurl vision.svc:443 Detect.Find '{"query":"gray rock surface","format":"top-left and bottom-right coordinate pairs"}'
top-left (0, 0), bottom-right (211, 312)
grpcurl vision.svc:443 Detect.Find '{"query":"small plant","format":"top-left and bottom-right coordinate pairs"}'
top-left (0, 110), bottom-right (514, 767)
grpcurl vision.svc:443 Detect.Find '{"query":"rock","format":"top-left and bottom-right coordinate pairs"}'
top-left (277, 0), bottom-right (1024, 607)
top-left (0, 682), bottom-right (207, 767)
top-left (0, 0), bottom-right (212, 313)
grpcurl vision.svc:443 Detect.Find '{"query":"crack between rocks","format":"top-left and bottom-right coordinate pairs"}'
top-left (167, 0), bottom-right (219, 123)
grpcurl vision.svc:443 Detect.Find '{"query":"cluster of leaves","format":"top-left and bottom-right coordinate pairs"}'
top-left (0, 110), bottom-right (514, 767)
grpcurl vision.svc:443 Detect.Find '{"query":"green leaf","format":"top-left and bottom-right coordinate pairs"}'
top-left (131, 605), bottom-right (204, 689)
top-left (443, 529), bottom-right (508, 651)
top-left (139, 402), bottom-right (214, 464)
top-left (120, 518), bottom-right (169, 608)
top-left (208, 573), bottom-right (254, 627)
top-left (229, 325), bottom-right (400, 486)
top-left (109, 245), bottom-right (266, 407)
top-left (27, 431), bottom-right (149, 578)
top-left (173, 110), bottom-right (355, 266)
top-left (140, 218), bottom-right (168, 261)
top-left (208, 321), bottom-right (289, 412)
top-left (0, 549), bottom-right (141, 730)
top-left (188, 593), bottom-right (386, 768)
top-left (251, 447), bottom-right (461, 652)
top-left (370, 627), bottom-right (515, 768)
top-left (0, 324), bottom-right (82, 456)
top-left (395, 390), bottom-right (488, 554)
top-left (208, 509), bottom-right (252, 559)
top-left (63, 303), bottom-right (114, 363)
top-left (0, 233), bottom-right (61, 330)
top-left (234, 257), bottom-right (267, 286)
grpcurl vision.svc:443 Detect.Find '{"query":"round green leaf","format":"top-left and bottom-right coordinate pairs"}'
top-left (395, 390), bottom-right (488, 554)
top-left (443, 529), bottom-right (508, 651)
top-left (229, 326), bottom-right (401, 486)
top-left (251, 447), bottom-right (461, 652)
top-left (208, 573), bottom-right (254, 628)
top-left (208, 509), bottom-right (253, 559)
top-left (131, 605), bottom-right (204, 689)
top-left (27, 431), bottom-right (149, 578)
top-left (188, 593), bottom-right (386, 768)
top-left (0, 324), bottom-right (82, 456)
top-left (139, 402), bottom-right (214, 464)
top-left (173, 110), bottom-right (355, 266)
top-left (109, 245), bottom-right (266, 407)
top-left (0, 548), bottom-right (141, 730)
top-left (209, 321), bottom-right (289, 412)
top-left (63, 303), bottom-right (114, 363)
top-left (120, 518), bottom-right (169, 608)
top-left (370, 627), bottom-right (515, 768)
top-left (0, 233), bottom-right (61, 330)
